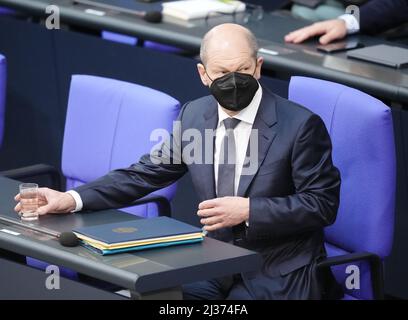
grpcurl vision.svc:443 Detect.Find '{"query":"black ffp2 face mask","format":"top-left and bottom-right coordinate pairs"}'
top-left (207, 70), bottom-right (259, 112)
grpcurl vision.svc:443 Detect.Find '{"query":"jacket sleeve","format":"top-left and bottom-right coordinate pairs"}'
top-left (73, 104), bottom-right (189, 211)
top-left (359, 0), bottom-right (408, 34)
top-left (247, 114), bottom-right (341, 241)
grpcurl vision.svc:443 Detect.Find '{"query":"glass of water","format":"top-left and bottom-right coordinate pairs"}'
top-left (19, 183), bottom-right (39, 221)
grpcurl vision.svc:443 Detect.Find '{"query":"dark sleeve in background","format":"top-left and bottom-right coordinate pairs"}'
top-left (359, 0), bottom-right (408, 34)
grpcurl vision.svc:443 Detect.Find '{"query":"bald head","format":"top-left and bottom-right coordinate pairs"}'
top-left (197, 23), bottom-right (263, 96)
top-left (200, 24), bottom-right (259, 66)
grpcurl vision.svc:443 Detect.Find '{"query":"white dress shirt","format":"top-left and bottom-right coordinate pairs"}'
top-left (66, 189), bottom-right (83, 212)
top-left (66, 84), bottom-right (263, 213)
top-left (338, 14), bottom-right (360, 34)
top-left (214, 84), bottom-right (262, 196)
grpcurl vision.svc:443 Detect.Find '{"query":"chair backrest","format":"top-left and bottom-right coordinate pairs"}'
top-left (61, 75), bottom-right (181, 217)
top-left (0, 54), bottom-right (6, 148)
top-left (101, 31), bottom-right (183, 53)
top-left (289, 76), bottom-right (396, 299)
top-left (0, 7), bottom-right (15, 15)
top-left (101, 31), bottom-right (138, 46)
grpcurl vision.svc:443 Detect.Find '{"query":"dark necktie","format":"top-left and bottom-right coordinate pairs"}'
top-left (217, 118), bottom-right (241, 197)
top-left (216, 118), bottom-right (247, 245)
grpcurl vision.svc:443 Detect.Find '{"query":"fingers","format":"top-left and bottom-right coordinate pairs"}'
top-left (286, 19), bottom-right (347, 45)
top-left (14, 203), bottom-right (21, 213)
top-left (284, 29), bottom-right (304, 43)
top-left (284, 28), bottom-right (300, 42)
top-left (37, 187), bottom-right (51, 198)
top-left (318, 27), bottom-right (344, 45)
top-left (203, 223), bottom-right (223, 232)
top-left (197, 207), bottom-right (218, 217)
top-left (200, 215), bottom-right (223, 226)
top-left (198, 198), bottom-right (219, 210)
top-left (198, 198), bottom-right (225, 229)
top-left (319, 33), bottom-right (336, 45)
top-left (15, 200), bottom-right (46, 211)
top-left (14, 190), bottom-right (47, 213)
top-left (36, 203), bottom-right (54, 215)
top-left (285, 23), bottom-right (326, 44)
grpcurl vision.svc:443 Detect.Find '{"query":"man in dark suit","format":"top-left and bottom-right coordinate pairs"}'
top-left (285, 0), bottom-right (408, 44)
top-left (15, 23), bottom-right (341, 300)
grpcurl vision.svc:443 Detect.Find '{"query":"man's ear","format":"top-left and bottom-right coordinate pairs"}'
top-left (197, 63), bottom-right (210, 86)
top-left (254, 56), bottom-right (263, 80)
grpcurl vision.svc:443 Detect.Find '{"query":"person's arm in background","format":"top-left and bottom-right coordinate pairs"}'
top-left (359, 0), bottom-right (408, 34)
top-left (285, 0), bottom-right (408, 44)
top-left (14, 104), bottom-right (189, 215)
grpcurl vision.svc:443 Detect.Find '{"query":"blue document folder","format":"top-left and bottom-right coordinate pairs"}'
top-left (73, 216), bottom-right (204, 255)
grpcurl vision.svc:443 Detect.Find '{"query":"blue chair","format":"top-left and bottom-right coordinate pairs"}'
top-left (0, 54), bottom-right (6, 148)
top-left (0, 7), bottom-right (15, 15)
top-left (101, 31), bottom-right (138, 46)
top-left (61, 75), bottom-right (180, 217)
top-left (289, 76), bottom-right (396, 300)
top-left (4, 75), bottom-right (180, 216)
top-left (101, 31), bottom-right (184, 54)
top-left (2, 75), bottom-right (180, 279)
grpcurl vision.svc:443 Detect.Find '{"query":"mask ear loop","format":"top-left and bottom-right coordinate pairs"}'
top-left (252, 60), bottom-right (258, 77)
top-left (204, 68), bottom-right (214, 82)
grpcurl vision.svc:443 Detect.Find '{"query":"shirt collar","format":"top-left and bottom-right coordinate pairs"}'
top-left (217, 84), bottom-right (262, 127)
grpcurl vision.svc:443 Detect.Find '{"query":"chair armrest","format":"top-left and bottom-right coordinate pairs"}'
top-left (129, 194), bottom-right (171, 217)
top-left (316, 251), bottom-right (384, 300)
top-left (0, 164), bottom-right (63, 191)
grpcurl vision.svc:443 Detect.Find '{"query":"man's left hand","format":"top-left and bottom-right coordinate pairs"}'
top-left (197, 197), bottom-right (249, 232)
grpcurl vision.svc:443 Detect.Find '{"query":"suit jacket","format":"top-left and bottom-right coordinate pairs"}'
top-left (359, 0), bottom-right (408, 34)
top-left (75, 87), bottom-right (341, 299)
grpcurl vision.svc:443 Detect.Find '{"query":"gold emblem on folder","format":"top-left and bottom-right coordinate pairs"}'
top-left (112, 227), bottom-right (137, 233)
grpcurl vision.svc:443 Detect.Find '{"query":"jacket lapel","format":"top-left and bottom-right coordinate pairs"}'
top-left (237, 87), bottom-right (278, 197)
top-left (199, 98), bottom-right (218, 200)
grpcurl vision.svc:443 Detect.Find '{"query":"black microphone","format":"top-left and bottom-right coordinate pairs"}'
top-left (74, 1), bottom-right (162, 23)
top-left (59, 231), bottom-right (80, 247)
top-left (140, 11), bottom-right (162, 23)
top-left (0, 216), bottom-right (80, 247)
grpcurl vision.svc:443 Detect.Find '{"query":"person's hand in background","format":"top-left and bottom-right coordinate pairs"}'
top-left (285, 19), bottom-right (347, 44)
top-left (14, 187), bottom-right (76, 215)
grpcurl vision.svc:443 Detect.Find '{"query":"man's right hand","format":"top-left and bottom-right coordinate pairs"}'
top-left (14, 187), bottom-right (76, 215)
top-left (284, 19), bottom-right (347, 45)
